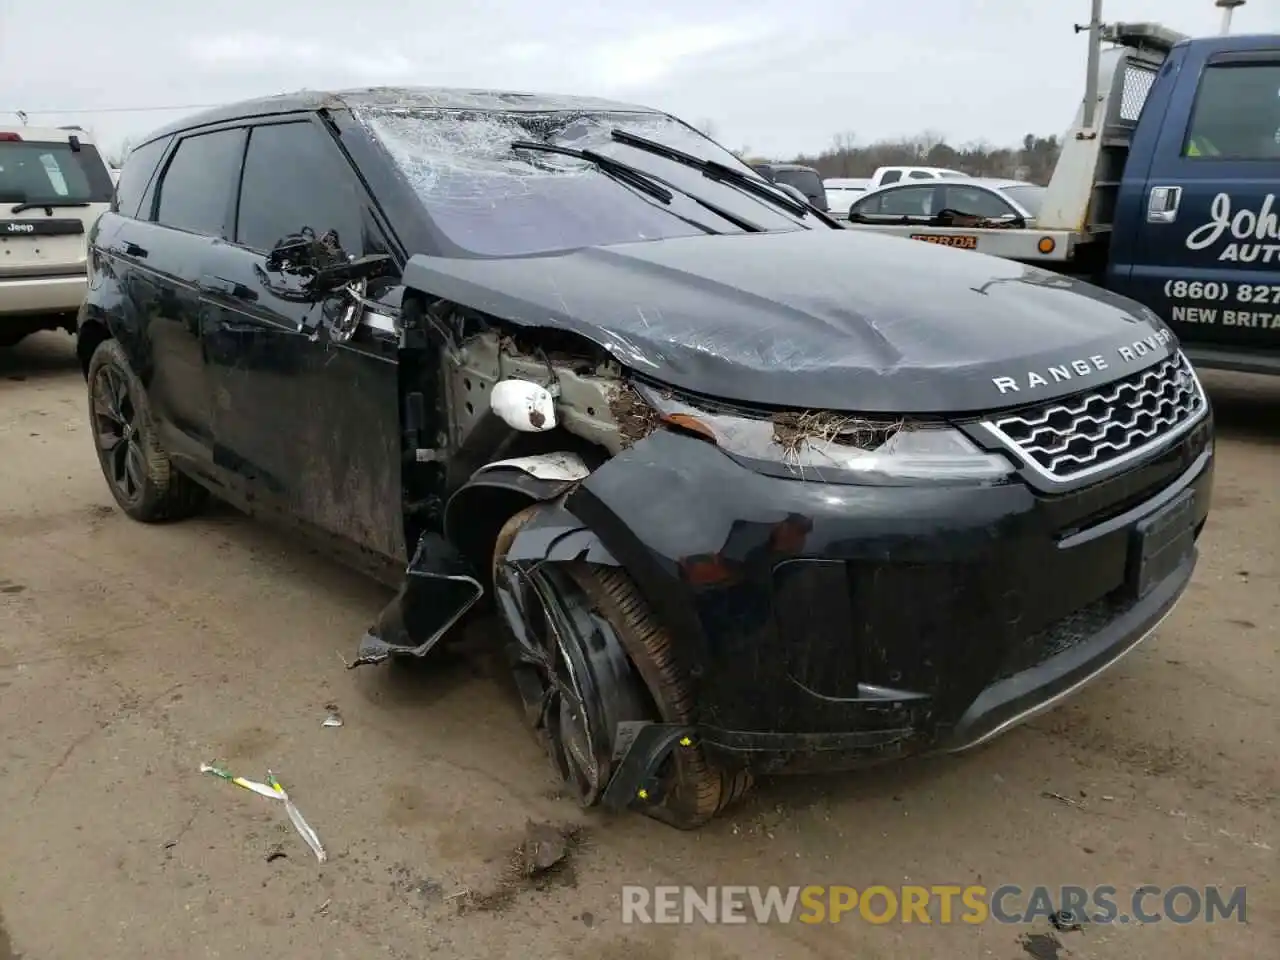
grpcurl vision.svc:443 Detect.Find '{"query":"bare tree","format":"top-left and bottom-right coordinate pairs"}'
top-left (791, 130), bottom-right (1061, 184)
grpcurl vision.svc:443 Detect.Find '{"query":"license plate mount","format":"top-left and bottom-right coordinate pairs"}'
top-left (1129, 490), bottom-right (1197, 600)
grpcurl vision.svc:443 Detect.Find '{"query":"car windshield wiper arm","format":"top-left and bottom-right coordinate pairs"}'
top-left (510, 140), bottom-right (761, 234)
top-left (511, 140), bottom-right (676, 205)
top-left (610, 129), bottom-right (831, 223)
top-left (10, 200), bottom-right (91, 214)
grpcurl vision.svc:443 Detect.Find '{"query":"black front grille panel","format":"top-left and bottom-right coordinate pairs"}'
top-left (986, 353), bottom-right (1206, 482)
top-left (993, 587), bottom-right (1136, 682)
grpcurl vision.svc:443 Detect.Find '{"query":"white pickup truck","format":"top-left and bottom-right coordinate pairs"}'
top-left (866, 165), bottom-right (970, 189)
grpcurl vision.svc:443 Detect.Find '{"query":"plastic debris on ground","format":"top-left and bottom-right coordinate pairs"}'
top-left (268, 770), bottom-right (328, 863)
top-left (199, 761), bottom-right (328, 863)
top-left (200, 762), bottom-right (282, 800)
top-left (322, 704), bottom-right (344, 728)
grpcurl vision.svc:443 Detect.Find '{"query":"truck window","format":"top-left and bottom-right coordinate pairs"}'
top-left (908, 170), bottom-right (934, 179)
top-left (880, 170), bottom-right (903, 185)
top-left (1184, 62), bottom-right (1280, 160)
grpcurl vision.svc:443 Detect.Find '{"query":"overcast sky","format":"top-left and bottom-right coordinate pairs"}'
top-left (2, 0), bottom-right (1277, 159)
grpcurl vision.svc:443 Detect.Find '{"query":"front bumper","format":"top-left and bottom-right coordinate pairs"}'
top-left (566, 412), bottom-right (1213, 775)
top-left (0, 274), bottom-right (87, 317)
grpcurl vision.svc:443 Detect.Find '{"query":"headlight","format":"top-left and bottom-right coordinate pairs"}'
top-left (638, 388), bottom-right (1015, 485)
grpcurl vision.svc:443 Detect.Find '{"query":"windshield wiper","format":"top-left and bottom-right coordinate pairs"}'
top-left (9, 200), bottom-right (91, 214)
top-left (511, 140), bottom-right (762, 234)
top-left (610, 129), bottom-right (843, 228)
top-left (512, 140), bottom-right (676, 204)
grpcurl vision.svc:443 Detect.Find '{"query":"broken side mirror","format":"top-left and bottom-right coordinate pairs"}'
top-left (310, 253), bottom-right (397, 294)
top-left (260, 226), bottom-right (397, 304)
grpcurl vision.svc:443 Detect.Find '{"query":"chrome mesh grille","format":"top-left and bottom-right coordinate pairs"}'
top-left (986, 353), bottom-right (1206, 481)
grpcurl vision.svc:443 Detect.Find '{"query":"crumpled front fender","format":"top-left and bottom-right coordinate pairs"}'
top-left (349, 451), bottom-right (614, 668)
top-left (346, 531), bottom-right (483, 668)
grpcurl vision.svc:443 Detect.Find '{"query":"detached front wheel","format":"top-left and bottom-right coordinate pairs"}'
top-left (86, 339), bottom-right (207, 522)
top-left (492, 506), bottom-right (751, 829)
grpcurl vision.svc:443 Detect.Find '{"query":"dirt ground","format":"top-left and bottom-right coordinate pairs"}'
top-left (0, 332), bottom-right (1275, 960)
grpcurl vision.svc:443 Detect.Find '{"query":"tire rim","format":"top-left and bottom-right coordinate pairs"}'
top-left (494, 561), bottom-right (646, 808)
top-left (91, 364), bottom-right (146, 504)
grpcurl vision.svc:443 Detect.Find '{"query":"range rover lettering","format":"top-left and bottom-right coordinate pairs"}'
top-left (76, 88), bottom-right (1214, 829)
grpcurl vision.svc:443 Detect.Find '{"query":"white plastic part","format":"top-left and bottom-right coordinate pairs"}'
top-left (490, 379), bottom-right (557, 432)
top-left (482, 452), bottom-right (590, 482)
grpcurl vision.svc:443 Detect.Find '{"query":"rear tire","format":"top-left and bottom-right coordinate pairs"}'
top-left (492, 505), bottom-right (752, 829)
top-left (86, 338), bottom-right (207, 523)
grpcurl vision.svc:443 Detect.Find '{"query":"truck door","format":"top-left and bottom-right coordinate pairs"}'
top-left (1111, 42), bottom-right (1280, 369)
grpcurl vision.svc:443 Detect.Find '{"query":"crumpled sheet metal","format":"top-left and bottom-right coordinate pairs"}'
top-left (347, 531), bottom-right (483, 668)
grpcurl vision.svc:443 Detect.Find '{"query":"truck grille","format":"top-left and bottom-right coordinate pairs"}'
top-left (984, 352), bottom-right (1206, 483)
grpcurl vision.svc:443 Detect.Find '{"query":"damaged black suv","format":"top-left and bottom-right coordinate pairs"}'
top-left (77, 87), bottom-right (1213, 829)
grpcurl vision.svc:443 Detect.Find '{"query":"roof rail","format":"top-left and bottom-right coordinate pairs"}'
top-left (57, 124), bottom-right (85, 131)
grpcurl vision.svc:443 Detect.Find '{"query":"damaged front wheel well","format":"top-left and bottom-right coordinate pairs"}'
top-left (445, 428), bottom-right (611, 580)
top-left (446, 484), bottom-right (544, 596)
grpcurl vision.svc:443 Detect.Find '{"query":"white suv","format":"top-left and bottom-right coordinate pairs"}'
top-left (1, 125), bottom-right (114, 346)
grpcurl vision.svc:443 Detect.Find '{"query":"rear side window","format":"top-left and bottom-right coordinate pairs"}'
top-left (1185, 62), bottom-right (1280, 159)
top-left (879, 170), bottom-right (903, 185)
top-left (942, 185), bottom-right (1015, 218)
top-left (235, 120), bottom-right (365, 255)
top-left (154, 128), bottom-right (246, 238)
top-left (854, 185), bottom-right (935, 217)
top-left (113, 136), bottom-right (171, 218)
top-left (0, 137), bottom-right (114, 205)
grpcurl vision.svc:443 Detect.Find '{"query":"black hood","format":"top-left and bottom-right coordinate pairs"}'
top-left (402, 229), bottom-right (1177, 414)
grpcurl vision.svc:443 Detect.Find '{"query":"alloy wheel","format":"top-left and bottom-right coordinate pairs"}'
top-left (91, 364), bottom-right (147, 503)
top-left (493, 560), bottom-right (648, 808)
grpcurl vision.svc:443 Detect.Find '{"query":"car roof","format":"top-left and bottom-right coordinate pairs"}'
top-left (0, 124), bottom-right (98, 144)
top-left (763, 163), bottom-right (819, 173)
top-left (138, 86), bottom-right (666, 146)
top-left (861, 176), bottom-right (1035, 194)
top-left (965, 177), bottom-right (1039, 190)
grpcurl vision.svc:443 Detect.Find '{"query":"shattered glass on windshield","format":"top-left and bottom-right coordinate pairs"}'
top-left (360, 106), bottom-right (805, 256)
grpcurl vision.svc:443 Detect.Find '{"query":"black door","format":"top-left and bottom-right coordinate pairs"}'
top-left (131, 127), bottom-right (246, 479)
top-left (201, 116), bottom-right (406, 563)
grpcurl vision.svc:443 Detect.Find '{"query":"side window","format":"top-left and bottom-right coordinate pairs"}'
top-left (908, 170), bottom-right (934, 180)
top-left (879, 170), bottom-right (903, 185)
top-left (154, 128), bottom-right (246, 237)
top-left (942, 185), bottom-right (1016, 218)
top-left (1185, 62), bottom-right (1280, 159)
top-left (112, 136), bottom-right (171, 218)
top-left (235, 121), bottom-right (366, 256)
top-left (853, 186), bottom-right (935, 217)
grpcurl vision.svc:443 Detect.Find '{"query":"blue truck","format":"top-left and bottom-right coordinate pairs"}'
top-left (843, 8), bottom-right (1280, 377)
